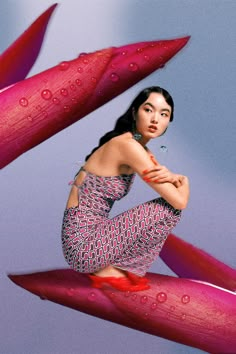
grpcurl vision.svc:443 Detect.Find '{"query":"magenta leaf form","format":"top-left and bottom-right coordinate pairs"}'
top-left (0, 36), bottom-right (190, 169)
top-left (8, 269), bottom-right (236, 353)
top-left (160, 233), bottom-right (236, 291)
top-left (0, 4), bottom-right (57, 89)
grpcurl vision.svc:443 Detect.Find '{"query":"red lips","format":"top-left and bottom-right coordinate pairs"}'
top-left (148, 124), bottom-right (158, 131)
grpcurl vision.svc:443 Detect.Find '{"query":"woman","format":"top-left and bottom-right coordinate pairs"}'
top-left (61, 86), bottom-right (190, 291)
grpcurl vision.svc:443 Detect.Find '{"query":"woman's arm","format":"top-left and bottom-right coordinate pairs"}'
top-left (142, 154), bottom-right (186, 187)
top-left (119, 139), bottom-right (190, 210)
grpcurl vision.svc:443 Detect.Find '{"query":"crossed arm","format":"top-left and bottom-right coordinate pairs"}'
top-left (119, 139), bottom-right (190, 210)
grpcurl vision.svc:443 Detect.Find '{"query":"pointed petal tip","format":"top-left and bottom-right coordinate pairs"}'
top-left (0, 3), bottom-right (58, 89)
top-left (8, 268), bottom-right (236, 353)
top-left (0, 35), bottom-right (191, 168)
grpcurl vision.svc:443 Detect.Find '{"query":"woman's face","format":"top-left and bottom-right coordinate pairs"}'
top-left (134, 92), bottom-right (172, 143)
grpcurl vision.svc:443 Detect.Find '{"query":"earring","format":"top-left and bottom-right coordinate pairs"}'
top-left (133, 132), bottom-right (142, 141)
top-left (132, 120), bottom-right (142, 141)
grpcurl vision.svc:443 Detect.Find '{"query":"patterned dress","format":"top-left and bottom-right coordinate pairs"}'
top-left (61, 167), bottom-right (181, 276)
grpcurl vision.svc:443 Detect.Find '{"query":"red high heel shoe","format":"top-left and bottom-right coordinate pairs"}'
top-left (89, 274), bottom-right (150, 292)
top-left (126, 272), bottom-right (149, 285)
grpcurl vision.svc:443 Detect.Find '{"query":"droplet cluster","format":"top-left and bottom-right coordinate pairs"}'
top-left (119, 289), bottom-right (191, 321)
top-left (16, 41), bottom-right (171, 129)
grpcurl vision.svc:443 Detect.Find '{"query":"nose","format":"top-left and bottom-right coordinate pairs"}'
top-left (151, 113), bottom-right (158, 124)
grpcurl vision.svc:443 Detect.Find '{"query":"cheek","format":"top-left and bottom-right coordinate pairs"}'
top-left (136, 116), bottom-right (145, 127)
top-left (163, 119), bottom-right (170, 127)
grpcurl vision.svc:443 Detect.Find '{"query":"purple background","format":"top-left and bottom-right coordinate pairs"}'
top-left (1, 1), bottom-right (235, 353)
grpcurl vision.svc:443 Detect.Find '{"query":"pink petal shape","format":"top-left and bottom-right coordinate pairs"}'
top-left (0, 4), bottom-right (57, 89)
top-left (8, 269), bottom-right (236, 353)
top-left (0, 36), bottom-right (190, 169)
top-left (160, 233), bottom-right (236, 291)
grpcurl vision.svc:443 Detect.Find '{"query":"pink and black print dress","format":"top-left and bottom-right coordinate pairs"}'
top-left (61, 167), bottom-right (181, 276)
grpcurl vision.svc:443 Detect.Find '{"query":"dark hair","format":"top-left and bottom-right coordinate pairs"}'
top-left (85, 86), bottom-right (174, 161)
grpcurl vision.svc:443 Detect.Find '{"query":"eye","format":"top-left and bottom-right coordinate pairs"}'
top-left (161, 112), bottom-right (169, 117)
top-left (144, 107), bottom-right (152, 113)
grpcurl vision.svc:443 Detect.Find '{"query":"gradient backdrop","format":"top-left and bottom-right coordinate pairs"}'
top-left (1, 1), bottom-right (235, 353)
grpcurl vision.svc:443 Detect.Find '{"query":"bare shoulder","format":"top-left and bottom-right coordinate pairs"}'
top-left (111, 132), bottom-right (144, 153)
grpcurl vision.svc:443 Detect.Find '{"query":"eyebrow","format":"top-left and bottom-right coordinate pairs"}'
top-left (143, 102), bottom-right (171, 113)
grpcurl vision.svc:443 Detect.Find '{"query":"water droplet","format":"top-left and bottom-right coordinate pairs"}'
top-left (83, 58), bottom-right (89, 65)
top-left (77, 67), bottom-right (83, 73)
top-left (121, 50), bottom-right (127, 56)
top-left (103, 58), bottom-right (109, 64)
top-left (88, 292), bottom-right (96, 302)
top-left (60, 88), bottom-right (68, 96)
top-left (64, 105), bottom-right (71, 113)
top-left (143, 312), bottom-right (149, 320)
top-left (59, 61), bottom-right (70, 71)
top-left (144, 55), bottom-right (150, 62)
top-left (19, 97), bottom-right (28, 107)
top-left (136, 48), bottom-right (143, 54)
top-left (151, 302), bottom-right (158, 310)
top-left (27, 115), bottom-right (33, 122)
top-left (79, 52), bottom-right (87, 57)
top-left (181, 295), bottom-right (190, 304)
top-left (156, 292), bottom-right (167, 303)
top-left (76, 79), bottom-right (82, 86)
top-left (128, 63), bottom-right (139, 72)
top-left (131, 294), bottom-right (137, 301)
top-left (52, 97), bottom-right (60, 105)
top-left (70, 84), bottom-right (76, 91)
top-left (160, 145), bottom-right (168, 153)
top-left (67, 288), bottom-right (75, 296)
top-left (39, 295), bottom-right (47, 300)
top-left (41, 89), bottom-right (52, 100)
top-left (110, 73), bottom-right (120, 82)
top-left (124, 291), bottom-right (130, 297)
top-left (91, 77), bottom-right (97, 84)
top-left (181, 313), bottom-right (186, 320)
top-left (42, 111), bottom-right (48, 118)
top-left (71, 97), bottom-right (78, 104)
top-left (140, 296), bottom-right (148, 304)
top-left (158, 57), bottom-right (165, 68)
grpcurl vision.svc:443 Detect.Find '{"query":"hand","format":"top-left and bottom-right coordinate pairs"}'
top-left (172, 174), bottom-right (185, 187)
top-left (142, 164), bottom-right (176, 184)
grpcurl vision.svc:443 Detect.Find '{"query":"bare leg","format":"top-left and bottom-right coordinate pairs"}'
top-left (93, 265), bottom-right (126, 278)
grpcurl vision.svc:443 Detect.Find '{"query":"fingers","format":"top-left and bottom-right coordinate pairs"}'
top-left (142, 163), bottom-right (173, 184)
top-left (142, 172), bottom-right (173, 183)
